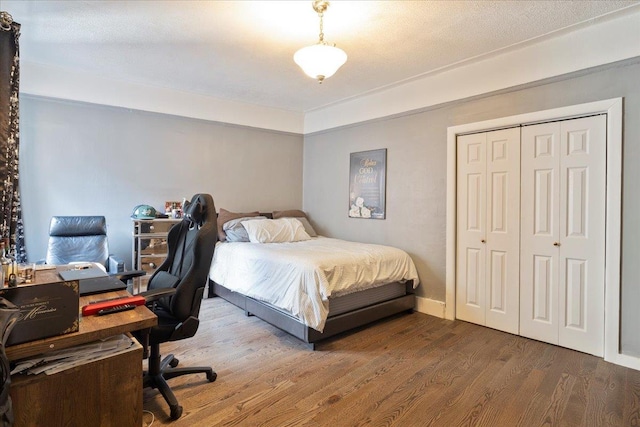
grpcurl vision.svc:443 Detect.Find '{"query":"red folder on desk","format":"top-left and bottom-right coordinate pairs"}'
top-left (82, 296), bottom-right (146, 316)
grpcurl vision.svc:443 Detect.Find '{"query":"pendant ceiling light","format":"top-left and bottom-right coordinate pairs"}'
top-left (294, 0), bottom-right (347, 84)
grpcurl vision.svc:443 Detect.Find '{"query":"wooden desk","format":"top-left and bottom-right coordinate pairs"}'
top-left (7, 283), bottom-right (156, 427)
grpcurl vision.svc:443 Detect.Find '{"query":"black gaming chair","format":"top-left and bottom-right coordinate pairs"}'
top-left (135, 193), bottom-right (218, 420)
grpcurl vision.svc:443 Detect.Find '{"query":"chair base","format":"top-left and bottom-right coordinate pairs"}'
top-left (144, 352), bottom-right (217, 420)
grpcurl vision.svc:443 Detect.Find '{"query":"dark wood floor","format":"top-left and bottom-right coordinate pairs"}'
top-left (142, 297), bottom-right (640, 426)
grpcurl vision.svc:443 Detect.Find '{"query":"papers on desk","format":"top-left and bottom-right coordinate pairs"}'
top-left (11, 334), bottom-right (136, 376)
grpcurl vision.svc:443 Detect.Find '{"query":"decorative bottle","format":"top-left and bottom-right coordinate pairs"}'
top-left (0, 242), bottom-right (10, 287)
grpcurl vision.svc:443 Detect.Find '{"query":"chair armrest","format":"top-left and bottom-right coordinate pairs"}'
top-left (109, 269), bottom-right (147, 282)
top-left (108, 255), bottom-right (125, 273)
top-left (139, 287), bottom-right (176, 303)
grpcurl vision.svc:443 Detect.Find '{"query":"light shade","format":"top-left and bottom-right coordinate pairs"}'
top-left (294, 43), bottom-right (347, 82)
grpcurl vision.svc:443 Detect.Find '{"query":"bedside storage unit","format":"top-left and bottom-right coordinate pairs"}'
top-left (132, 218), bottom-right (181, 277)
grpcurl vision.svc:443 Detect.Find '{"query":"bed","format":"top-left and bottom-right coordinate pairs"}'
top-left (207, 210), bottom-right (419, 349)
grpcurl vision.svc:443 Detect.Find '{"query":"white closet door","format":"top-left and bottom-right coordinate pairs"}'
top-left (520, 115), bottom-right (606, 356)
top-left (456, 132), bottom-right (487, 326)
top-left (520, 122), bottom-right (561, 344)
top-left (485, 128), bottom-right (520, 334)
top-left (558, 115), bottom-right (606, 356)
top-left (456, 128), bottom-right (520, 333)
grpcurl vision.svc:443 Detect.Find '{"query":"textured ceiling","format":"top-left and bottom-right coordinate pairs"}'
top-left (3, 0), bottom-right (639, 113)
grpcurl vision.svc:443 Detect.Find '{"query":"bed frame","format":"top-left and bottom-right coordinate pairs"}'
top-left (207, 280), bottom-right (415, 350)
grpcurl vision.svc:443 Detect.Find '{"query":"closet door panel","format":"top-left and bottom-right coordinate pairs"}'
top-left (485, 128), bottom-right (520, 334)
top-left (532, 255), bottom-right (553, 322)
top-left (520, 122), bottom-right (560, 344)
top-left (456, 133), bottom-right (487, 325)
top-left (534, 169), bottom-right (554, 235)
top-left (558, 115), bottom-right (606, 356)
top-left (464, 248), bottom-right (483, 306)
top-left (564, 258), bottom-right (586, 329)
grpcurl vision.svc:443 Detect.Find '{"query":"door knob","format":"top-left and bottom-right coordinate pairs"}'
top-left (553, 242), bottom-right (560, 247)
top-left (481, 239), bottom-right (486, 243)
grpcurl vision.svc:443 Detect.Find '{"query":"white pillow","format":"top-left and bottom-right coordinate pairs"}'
top-left (242, 218), bottom-right (311, 243)
top-left (292, 216), bottom-right (317, 237)
top-left (223, 216), bottom-right (267, 242)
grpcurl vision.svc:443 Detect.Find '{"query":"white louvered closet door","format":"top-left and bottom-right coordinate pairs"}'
top-left (456, 127), bottom-right (521, 334)
top-left (520, 115), bottom-right (606, 356)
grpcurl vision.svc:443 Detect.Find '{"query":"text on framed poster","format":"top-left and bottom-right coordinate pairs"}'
top-left (349, 148), bottom-right (386, 219)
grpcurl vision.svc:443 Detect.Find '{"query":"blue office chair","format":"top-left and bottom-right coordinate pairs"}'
top-left (45, 216), bottom-right (144, 282)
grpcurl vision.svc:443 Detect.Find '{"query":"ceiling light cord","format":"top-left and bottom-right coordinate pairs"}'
top-left (318, 10), bottom-right (324, 44)
top-left (317, 5), bottom-right (338, 49)
top-left (315, 1), bottom-right (327, 45)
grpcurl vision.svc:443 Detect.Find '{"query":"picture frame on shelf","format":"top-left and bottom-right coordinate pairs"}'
top-left (165, 201), bottom-right (183, 219)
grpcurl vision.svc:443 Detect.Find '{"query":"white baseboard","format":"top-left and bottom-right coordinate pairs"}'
top-left (414, 296), bottom-right (446, 318)
top-left (606, 351), bottom-right (640, 371)
top-left (413, 295), bottom-right (640, 371)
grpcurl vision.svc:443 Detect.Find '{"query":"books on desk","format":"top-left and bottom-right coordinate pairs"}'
top-left (11, 334), bottom-right (137, 376)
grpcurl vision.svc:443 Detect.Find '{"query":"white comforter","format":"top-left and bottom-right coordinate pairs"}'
top-left (209, 236), bottom-right (419, 331)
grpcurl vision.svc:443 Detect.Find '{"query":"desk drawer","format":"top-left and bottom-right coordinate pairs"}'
top-left (137, 220), bottom-right (178, 235)
top-left (140, 255), bottom-right (167, 273)
top-left (11, 339), bottom-right (143, 427)
top-left (138, 237), bottom-right (168, 256)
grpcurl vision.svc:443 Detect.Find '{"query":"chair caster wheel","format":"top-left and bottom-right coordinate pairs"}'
top-left (207, 371), bottom-right (217, 382)
top-left (170, 404), bottom-right (183, 420)
top-left (169, 358), bottom-right (179, 368)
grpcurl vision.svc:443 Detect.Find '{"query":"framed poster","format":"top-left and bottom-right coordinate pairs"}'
top-left (349, 148), bottom-right (386, 219)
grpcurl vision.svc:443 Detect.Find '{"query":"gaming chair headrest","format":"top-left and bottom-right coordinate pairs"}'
top-left (183, 194), bottom-right (207, 226)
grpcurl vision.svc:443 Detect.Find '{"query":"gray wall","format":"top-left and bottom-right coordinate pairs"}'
top-left (19, 95), bottom-right (303, 268)
top-left (17, 58), bottom-right (640, 355)
top-left (303, 58), bottom-right (640, 355)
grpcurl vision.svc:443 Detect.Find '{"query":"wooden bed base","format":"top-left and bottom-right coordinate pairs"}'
top-left (208, 280), bottom-right (415, 350)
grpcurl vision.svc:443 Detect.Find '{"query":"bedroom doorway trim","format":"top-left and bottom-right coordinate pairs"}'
top-left (445, 98), bottom-right (633, 369)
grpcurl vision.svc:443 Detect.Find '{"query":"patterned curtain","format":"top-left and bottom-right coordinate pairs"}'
top-left (0, 12), bottom-right (26, 263)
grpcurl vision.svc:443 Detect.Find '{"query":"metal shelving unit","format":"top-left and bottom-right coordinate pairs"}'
top-left (132, 218), bottom-right (181, 277)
